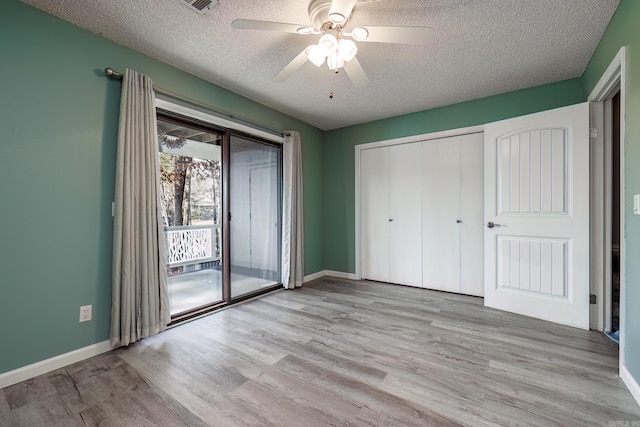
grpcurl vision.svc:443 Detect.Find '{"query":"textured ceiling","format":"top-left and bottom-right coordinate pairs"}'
top-left (21, 0), bottom-right (619, 130)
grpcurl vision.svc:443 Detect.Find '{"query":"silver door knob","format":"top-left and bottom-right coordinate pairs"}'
top-left (487, 221), bottom-right (502, 228)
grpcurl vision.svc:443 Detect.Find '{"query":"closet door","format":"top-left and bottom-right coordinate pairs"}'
top-left (422, 137), bottom-right (461, 292)
top-left (422, 134), bottom-right (484, 295)
top-left (389, 143), bottom-right (423, 287)
top-left (361, 147), bottom-right (390, 282)
top-left (459, 133), bottom-right (484, 296)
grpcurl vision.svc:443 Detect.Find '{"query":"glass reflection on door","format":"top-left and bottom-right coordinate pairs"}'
top-left (157, 117), bottom-right (223, 316)
top-left (229, 135), bottom-right (282, 298)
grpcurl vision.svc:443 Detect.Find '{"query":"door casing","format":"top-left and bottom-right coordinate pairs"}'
top-left (588, 46), bottom-right (627, 374)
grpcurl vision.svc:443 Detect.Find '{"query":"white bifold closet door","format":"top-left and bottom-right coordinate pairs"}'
top-left (361, 143), bottom-right (422, 287)
top-left (361, 146), bottom-right (390, 283)
top-left (422, 133), bottom-right (484, 296)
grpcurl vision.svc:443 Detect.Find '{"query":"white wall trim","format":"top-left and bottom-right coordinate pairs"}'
top-left (0, 340), bottom-right (112, 389)
top-left (325, 270), bottom-right (359, 280)
top-left (303, 270), bottom-right (359, 282)
top-left (303, 270), bottom-right (327, 282)
top-left (588, 47), bottom-right (626, 102)
top-left (621, 365), bottom-right (640, 407)
top-left (356, 125), bottom-right (485, 151)
top-left (354, 126), bottom-right (484, 281)
top-left (587, 46), bottom-right (628, 377)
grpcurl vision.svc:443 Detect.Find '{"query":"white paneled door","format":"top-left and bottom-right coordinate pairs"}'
top-left (484, 103), bottom-right (590, 329)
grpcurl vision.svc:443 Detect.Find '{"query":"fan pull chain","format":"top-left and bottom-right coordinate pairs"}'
top-left (329, 68), bottom-right (339, 99)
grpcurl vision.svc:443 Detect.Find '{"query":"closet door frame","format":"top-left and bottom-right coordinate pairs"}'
top-left (355, 125), bottom-right (484, 281)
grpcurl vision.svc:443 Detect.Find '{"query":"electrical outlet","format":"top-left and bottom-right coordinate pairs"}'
top-left (79, 305), bottom-right (92, 322)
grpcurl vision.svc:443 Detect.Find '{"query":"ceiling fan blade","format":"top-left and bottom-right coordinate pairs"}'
top-left (273, 49), bottom-right (310, 82)
top-left (343, 57), bottom-right (369, 87)
top-left (353, 25), bottom-right (433, 44)
top-left (231, 19), bottom-right (315, 34)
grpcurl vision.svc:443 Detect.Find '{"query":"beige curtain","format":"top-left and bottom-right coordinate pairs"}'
top-left (111, 69), bottom-right (170, 347)
top-left (282, 131), bottom-right (304, 289)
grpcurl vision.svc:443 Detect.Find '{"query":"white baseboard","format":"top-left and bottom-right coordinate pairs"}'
top-left (303, 270), bottom-right (359, 283)
top-left (303, 270), bottom-right (327, 282)
top-left (0, 340), bottom-right (112, 389)
top-left (621, 365), bottom-right (640, 407)
top-left (325, 270), bottom-right (358, 280)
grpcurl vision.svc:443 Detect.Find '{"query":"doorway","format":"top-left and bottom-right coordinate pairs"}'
top-left (588, 46), bottom-right (626, 373)
top-left (157, 116), bottom-right (224, 317)
top-left (606, 90), bottom-right (621, 343)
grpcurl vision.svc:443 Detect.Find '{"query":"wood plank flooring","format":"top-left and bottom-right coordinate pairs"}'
top-left (1, 276), bottom-right (639, 426)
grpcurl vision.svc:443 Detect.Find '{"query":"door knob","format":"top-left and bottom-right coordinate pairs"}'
top-left (487, 221), bottom-right (502, 228)
top-left (389, 219), bottom-right (394, 222)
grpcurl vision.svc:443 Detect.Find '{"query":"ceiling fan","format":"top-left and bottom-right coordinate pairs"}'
top-left (231, 0), bottom-right (433, 87)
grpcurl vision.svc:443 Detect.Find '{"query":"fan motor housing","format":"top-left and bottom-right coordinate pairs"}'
top-left (308, 0), bottom-right (350, 30)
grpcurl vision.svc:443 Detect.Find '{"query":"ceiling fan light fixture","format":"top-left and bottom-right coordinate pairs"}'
top-left (337, 39), bottom-right (357, 62)
top-left (327, 51), bottom-right (344, 70)
top-left (318, 32), bottom-right (338, 56)
top-left (307, 45), bottom-right (325, 67)
top-left (351, 26), bottom-right (369, 41)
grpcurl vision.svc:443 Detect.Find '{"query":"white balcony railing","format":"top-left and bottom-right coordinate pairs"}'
top-left (164, 224), bottom-right (221, 266)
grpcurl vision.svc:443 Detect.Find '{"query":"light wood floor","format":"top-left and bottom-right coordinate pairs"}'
top-left (2, 277), bottom-right (639, 426)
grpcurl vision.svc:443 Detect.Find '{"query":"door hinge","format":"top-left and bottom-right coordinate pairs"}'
top-left (589, 128), bottom-right (598, 139)
top-left (590, 294), bottom-right (597, 304)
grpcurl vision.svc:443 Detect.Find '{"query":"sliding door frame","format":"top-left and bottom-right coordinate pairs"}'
top-left (227, 131), bottom-right (284, 303)
top-left (156, 99), bottom-right (285, 323)
top-left (222, 132), bottom-right (232, 305)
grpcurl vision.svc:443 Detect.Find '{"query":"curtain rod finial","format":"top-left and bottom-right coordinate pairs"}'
top-left (105, 67), bottom-right (123, 79)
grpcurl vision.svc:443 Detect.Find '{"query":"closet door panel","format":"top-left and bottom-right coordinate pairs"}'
top-left (361, 147), bottom-right (390, 282)
top-left (422, 137), bottom-right (461, 292)
top-left (459, 133), bottom-right (485, 296)
top-left (389, 143), bottom-right (423, 287)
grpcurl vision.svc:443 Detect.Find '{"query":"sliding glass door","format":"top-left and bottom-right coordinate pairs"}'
top-left (229, 135), bottom-right (282, 299)
top-left (157, 116), bottom-right (223, 317)
top-left (157, 112), bottom-right (283, 319)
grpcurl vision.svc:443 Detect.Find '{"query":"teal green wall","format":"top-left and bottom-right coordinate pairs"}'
top-left (0, 0), bottom-right (323, 374)
top-left (2, 0), bottom-right (639, 395)
top-left (582, 0), bottom-right (640, 387)
top-left (323, 79), bottom-right (585, 273)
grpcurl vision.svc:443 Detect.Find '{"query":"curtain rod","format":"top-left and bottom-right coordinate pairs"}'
top-left (104, 68), bottom-right (290, 137)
